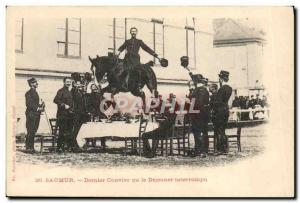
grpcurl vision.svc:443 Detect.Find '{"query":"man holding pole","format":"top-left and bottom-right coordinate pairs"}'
top-left (25, 78), bottom-right (44, 153)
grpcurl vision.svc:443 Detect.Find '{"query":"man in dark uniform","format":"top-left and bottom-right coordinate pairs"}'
top-left (232, 96), bottom-right (240, 108)
top-left (71, 81), bottom-right (89, 152)
top-left (117, 27), bottom-right (159, 88)
top-left (25, 78), bottom-right (44, 153)
top-left (117, 27), bottom-right (158, 69)
top-left (208, 83), bottom-right (219, 154)
top-left (54, 77), bottom-right (74, 152)
top-left (214, 70), bottom-right (232, 154)
top-left (189, 74), bottom-right (210, 158)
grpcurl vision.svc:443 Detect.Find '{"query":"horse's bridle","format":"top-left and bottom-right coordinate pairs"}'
top-left (90, 61), bottom-right (101, 89)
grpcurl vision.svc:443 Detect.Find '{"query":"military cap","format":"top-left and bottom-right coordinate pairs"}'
top-left (160, 58), bottom-right (168, 67)
top-left (180, 56), bottom-right (189, 67)
top-left (218, 70), bottom-right (230, 79)
top-left (27, 77), bottom-right (37, 86)
top-left (193, 74), bottom-right (206, 84)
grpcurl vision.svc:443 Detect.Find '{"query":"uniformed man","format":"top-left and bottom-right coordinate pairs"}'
top-left (117, 27), bottom-right (158, 69)
top-left (214, 70), bottom-right (232, 154)
top-left (208, 83), bottom-right (219, 154)
top-left (232, 96), bottom-right (240, 108)
top-left (54, 77), bottom-right (74, 152)
top-left (71, 81), bottom-right (88, 152)
top-left (25, 78), bottom-right (44, 153)
top-left (189, 74), bottom-right (210, 158)
top-left (117, 27), bottom-right (159, 88)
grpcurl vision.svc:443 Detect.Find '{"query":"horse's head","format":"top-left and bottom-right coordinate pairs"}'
top-left (89, 55), bottom-right (115, 83)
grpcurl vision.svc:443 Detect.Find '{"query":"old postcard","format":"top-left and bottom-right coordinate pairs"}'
top-left (6, 6), bottom-right (294, 197)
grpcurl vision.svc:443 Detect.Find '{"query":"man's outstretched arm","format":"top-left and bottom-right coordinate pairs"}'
top-left (118, 41), bottom-right (127, 53)
top-left (140, 40), bottom-right (158, 57)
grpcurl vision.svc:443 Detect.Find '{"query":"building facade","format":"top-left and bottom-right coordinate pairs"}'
top-left (15, 18), bottom-right (214, 132)
top-left (213, 18), bottom-right (266, 96)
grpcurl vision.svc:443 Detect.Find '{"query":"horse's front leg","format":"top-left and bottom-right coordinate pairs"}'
top-left (131, 89), bottom-right (146, 113)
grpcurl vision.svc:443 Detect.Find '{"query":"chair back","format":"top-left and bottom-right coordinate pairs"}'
top-left (237, 126), bottom-right (242, 137)
top-left (49, 118), bottom-right (59, 136)
top-left (138, 117), bottom-right (148, 138)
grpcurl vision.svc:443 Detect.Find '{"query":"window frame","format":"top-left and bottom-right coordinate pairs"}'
top-left (151, 18), bottom-right (164, 64)
top-left (57, 18), bottom-right (81, 59)
top-left (109, 18), bottom-right (126, 54)
top-left (15, 18), bottom-right (24, 53)
top-left (185, 25), bottom-right (196, 69)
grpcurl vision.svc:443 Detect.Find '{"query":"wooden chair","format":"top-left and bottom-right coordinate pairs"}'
top-left (39, 118), bottom-right (59, 153)
top-left (208, 124), bottom-right (242, 153)
top-left (155, 115), bottom-right (191, 157)
top-left (124, 117), bottom-right (148, 156)
top-left (49, 118), bottom-right (59, 136)
top-left (227, 126), bottom-right (242, 152)
top-left (207, 132), bottom-right (216, 153)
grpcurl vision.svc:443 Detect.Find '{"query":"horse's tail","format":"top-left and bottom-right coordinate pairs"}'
top-left (144, 64), bottom-right (158, 98)
top-left (148, 67), bottom-right (157, 89)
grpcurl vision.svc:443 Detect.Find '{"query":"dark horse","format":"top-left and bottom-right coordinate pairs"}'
top-left (89, 54), bottom-right (158, 109)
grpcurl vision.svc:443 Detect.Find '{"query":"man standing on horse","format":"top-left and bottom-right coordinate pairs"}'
top-left (118, 27), bottom-right (158, 88)
top-left (117, 27), bottom-right (159, 88)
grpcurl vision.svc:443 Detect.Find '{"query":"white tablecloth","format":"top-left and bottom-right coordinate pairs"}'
top-left (76, 120), bottom-right (159, 147)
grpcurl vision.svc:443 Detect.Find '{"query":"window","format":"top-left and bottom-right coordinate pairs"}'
top-left (151, 18), bottom-right (164, 63)
top-left (15, 18), bottom-right (24, 53)
top-left (185, 18), bottom-right (196, 69)
top-left (57, 18), bottom-right (81, 58)
top-left (109, 18), bottom-right (126, 56)
top-left (164, 25), bottom-right (185, 70)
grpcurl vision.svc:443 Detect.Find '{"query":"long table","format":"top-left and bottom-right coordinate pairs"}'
top-left (76, 120), bottom-right (159, 148)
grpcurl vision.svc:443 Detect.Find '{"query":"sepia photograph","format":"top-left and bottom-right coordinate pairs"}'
top-left (6, 6), bottom-right (294, 197)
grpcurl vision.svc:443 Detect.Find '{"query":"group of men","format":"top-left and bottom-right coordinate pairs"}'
top-left (141, 70), bottom-right (232, 158)
top-left (24, 75), bottom-right (105, 153)
top-left (24, 26), bottom-right (232, 157)
top-left (188, 70), bottom-right (232, 157)
top-left (232, 94), bottom-right (268, 109)
top-left (179, 70), bottom-right (232, 157)
top-left (24, 70), bottom-right (232, 156)
top-left (231, 94), bottom-right (268, 120)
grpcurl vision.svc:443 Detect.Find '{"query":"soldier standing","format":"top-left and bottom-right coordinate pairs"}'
top-left (190, 74), bottom-right (210, 158)
top-left (25, 78), bottom-right (44, 153)
top-left (208, 83), bottom-right (219, 154)
top-left (214, 70), bottom-right (232, 154)
top-left (71, 81), bottom-right (88, 152)
top-left (54, 77), bottom-right (74, 152)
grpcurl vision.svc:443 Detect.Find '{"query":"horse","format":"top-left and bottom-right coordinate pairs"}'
top-left (88, 54), bottom-right (158, 110)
